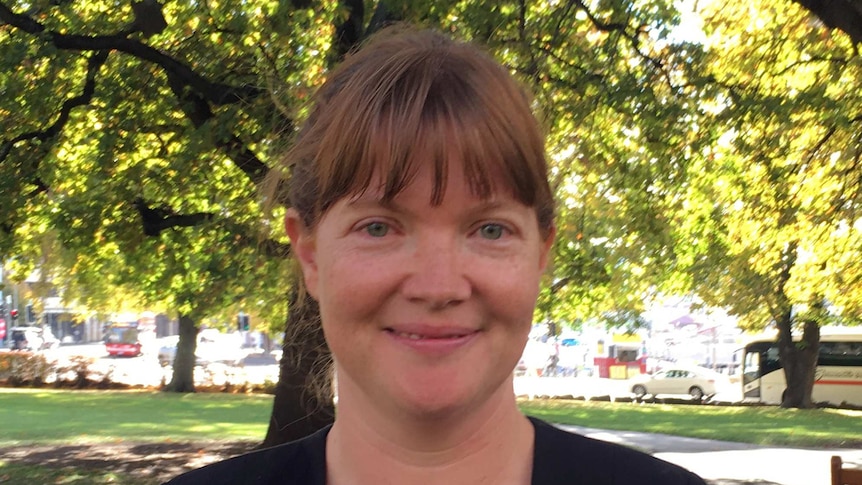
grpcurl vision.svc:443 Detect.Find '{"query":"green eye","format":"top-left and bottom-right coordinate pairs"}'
top-left (365, 222), bottom-right (389, 237)
top-left (479, 224), bottom-right (504, 240)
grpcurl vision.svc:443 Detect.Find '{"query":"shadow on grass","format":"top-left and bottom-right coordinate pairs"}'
top-left (0, 440), bottom-right (257, 483)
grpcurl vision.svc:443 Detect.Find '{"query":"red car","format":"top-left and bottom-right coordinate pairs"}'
top-left (105, 324), bottom-right (142, 357)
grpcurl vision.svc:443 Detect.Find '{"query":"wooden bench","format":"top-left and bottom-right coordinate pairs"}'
top-left (832, 456), bottom-right (862, 485)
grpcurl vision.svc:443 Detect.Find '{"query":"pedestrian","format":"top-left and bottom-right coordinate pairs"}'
top-left (164, 25), bottom-right (707, 485)
top-left (11, 328), bottom-right (26, 351)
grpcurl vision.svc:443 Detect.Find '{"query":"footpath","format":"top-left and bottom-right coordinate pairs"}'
top-left (558, 424), bottom-right (862, 485)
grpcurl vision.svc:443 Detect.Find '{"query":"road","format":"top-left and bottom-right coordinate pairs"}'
top-left (32, 342), bottom-right (281, 387)
top-left (513, 374), bottom-right (743, 402)
top-left (558, 423), bottom-right (862, 485)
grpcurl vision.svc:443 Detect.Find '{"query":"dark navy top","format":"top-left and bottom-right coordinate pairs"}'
top-left (164, 416), bottom-right (707, 484)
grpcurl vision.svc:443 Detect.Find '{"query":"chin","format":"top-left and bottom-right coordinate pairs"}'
top-left (399, 397), bottom-right (475, 423)
top-left (393, 376), bottom-right (512, 422)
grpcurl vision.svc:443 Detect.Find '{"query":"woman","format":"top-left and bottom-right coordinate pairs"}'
top-left (165, 27), bottom-right (706, 485)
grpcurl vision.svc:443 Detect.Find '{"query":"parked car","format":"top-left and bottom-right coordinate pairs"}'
top-left (158, 330), bottom-right (245, 367)
top-left (104, 324), bottom-right (143, 357)
top-left (8, 326), bottom-right (60, 351)
top-left (630, 366), bottom-right (719, 401)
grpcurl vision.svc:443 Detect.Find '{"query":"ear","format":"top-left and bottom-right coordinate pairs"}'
top-left (285, 208), bottom-right (320, 300)
top-left (538, 224), bottom-right (556, 271)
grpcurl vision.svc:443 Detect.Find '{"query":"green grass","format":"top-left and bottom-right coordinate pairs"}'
top-left (3, 389), bottom-right (861, 448)
top-left (518, 398), bottom-right (862, 448)
top-left (0, 462), bottom-right (158, 485)
top-left (0, 388), bottom-right (273, 446)
top-left (3, 389), bottom-right (862, 484)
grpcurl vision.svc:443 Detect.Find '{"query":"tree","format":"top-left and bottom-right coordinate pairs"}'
top-left (1, 0), bottom-right (711, 442)
top-left (4, 0), bottom-right (858, 448)
top-left (0, 0), bottom-right (331, 398)
top-left (672, 0), bottom-right (862, 408)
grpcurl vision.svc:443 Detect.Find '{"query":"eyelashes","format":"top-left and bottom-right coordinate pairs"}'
top-left (364, 221), bottom-right (390, 237)
top-left (357, 220), bottom-right (512, 241)
top-left (477, 223), bottom-right (506, 240)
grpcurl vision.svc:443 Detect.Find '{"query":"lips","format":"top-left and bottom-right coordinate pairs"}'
top-left (384, 326), bottom-right (479, 354)
top-left (386, 328), bottom-right (474, 340)
top-left (385, 327), bottom-right (478, 339)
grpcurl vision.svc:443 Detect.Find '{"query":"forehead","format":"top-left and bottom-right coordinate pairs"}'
top-left (346, 154), bottom-right (515, 207)
top-left (293, 32), bottom-right (551, 229)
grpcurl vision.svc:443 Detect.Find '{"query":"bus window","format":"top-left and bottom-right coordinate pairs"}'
top-left (743, 350), bottom-right (760, 381)
top-left (820, 342), bottom-right (862, 366)
top-left (764, 346), bottom-right (781, 375)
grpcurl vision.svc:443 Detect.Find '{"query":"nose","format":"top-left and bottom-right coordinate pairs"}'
top-left (400, 232), bottom-right (471, 308)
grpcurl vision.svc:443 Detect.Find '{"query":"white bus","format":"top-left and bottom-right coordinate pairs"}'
top-left (741, 329), bottom-right (862, 406)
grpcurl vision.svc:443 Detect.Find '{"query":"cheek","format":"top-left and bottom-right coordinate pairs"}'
top-left (315, 250), bottom-right (395, 320)
top-left (479, 260), bottom-right (543, 326)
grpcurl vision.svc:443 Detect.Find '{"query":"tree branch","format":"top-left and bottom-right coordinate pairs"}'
top-left (792, 0), bottom-right (862, 45)
top-left (133, 197), bottom-right (214, 236)
top-left (332, 0), bottom-right (365, 62)
top-left (366, 0), bottom-right (397, 38)
top-left (166, 73), bottom-right (270, 185)
top-left (0, 2), bottom-right (262, 106)
top-left (131, 197), bottom-right (292, 257)
top-left (0, 49), bottom-right (109, 168)
top-left (571, 0), bottom-right (676, 90)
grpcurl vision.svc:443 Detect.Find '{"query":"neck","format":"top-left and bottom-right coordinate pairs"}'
top-left (326, 378), bottom-right (534, 485)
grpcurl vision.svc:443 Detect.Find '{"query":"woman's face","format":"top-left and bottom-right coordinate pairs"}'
top-left (286, 158), bottom-right (554, 420)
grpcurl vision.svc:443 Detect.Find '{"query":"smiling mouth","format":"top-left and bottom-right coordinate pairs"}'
top-left (385, 329), bottom-right (476, 340)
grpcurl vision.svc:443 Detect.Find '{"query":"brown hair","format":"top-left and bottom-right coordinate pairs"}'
top-left (281, 27), bottom-right (554, 236)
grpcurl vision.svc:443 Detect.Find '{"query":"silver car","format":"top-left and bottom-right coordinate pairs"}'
top-left (157, 332), bottom-right (245, 367)
top-left (630, 367), bottom-right (718, 401)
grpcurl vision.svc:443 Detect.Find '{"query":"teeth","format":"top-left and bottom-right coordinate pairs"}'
top-left (398, 332), bottom-right (424, 340)
top-left (394, 331), bottom-right (466, 340)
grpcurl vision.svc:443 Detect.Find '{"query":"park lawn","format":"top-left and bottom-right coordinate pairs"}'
top-left (0, 388), bottom-right (273, 446)
top-left (0, 462), bottom-right (159, 485)
top-left (2, 388), bottom-right (861, 449)
top-left (518, 398), bottom-right (862, 448)
top-left (2, 389), bottom-right (861, 484)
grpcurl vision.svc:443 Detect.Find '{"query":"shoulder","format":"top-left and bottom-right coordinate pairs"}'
top-left (529, 417), bottom-right (707, 485)
top-left (162, 425), bottom-right (330, 485)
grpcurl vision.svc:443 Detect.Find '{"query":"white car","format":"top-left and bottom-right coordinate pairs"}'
top-left (158, 331), bottom-right (245, 367)
top-left (630, 367), bottom-right (719, 401)
top-left (8, 326), bottom-right (60, 351)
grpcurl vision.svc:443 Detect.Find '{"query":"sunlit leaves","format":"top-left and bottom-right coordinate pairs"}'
top-left (5, 0), bottom-right (861, 347)
top-left (0, 0), bottom-right (323, 332)
top-left (670, 0), bottom-right (862, 331)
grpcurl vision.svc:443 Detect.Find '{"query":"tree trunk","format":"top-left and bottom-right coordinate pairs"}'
top-left (777, 314), bottom-right (820, 409)
top-left (261, 289), bottom-right (334, 447)
top-left (792, 0), bottom-right (862, 45)
top-left (165, 313), bottom-right (199, 393)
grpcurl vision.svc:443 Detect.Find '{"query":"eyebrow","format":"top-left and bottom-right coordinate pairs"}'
top-left (345, 194), bottom-right (518, 217)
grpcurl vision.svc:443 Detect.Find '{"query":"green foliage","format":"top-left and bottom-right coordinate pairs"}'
top-left (3, 0), bottom-right (862, 407)
top-left (669, 0), bottom-right (862, 333)
top-left (0, 0), bottom-right (324, 333)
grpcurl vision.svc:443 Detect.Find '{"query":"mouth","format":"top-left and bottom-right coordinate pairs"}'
top-left (385, 329), bottom-right (477, 340)
top-left (382, 326), bottom-right (481, 355)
